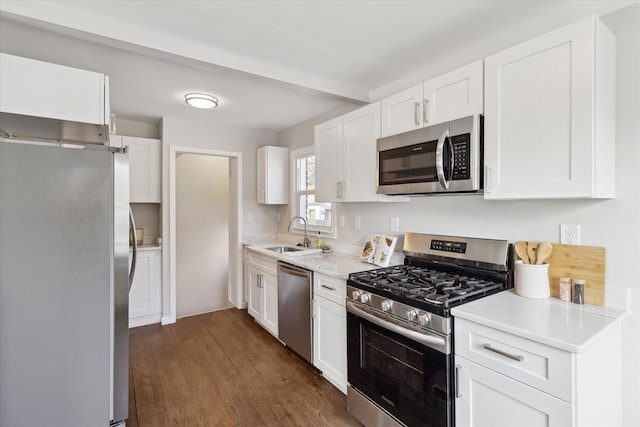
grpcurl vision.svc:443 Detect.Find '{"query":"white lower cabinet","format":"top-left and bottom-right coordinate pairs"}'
top-left (313, 273), bottom-right (347, 394)
top-left (129, 248), bottom-right (162, 328)
top-left (455, 357), bottom-right (572, 427)
top-left (454, 317), bottom-right (622, 427)
top-left (246, 250), bottom-right (278, 337)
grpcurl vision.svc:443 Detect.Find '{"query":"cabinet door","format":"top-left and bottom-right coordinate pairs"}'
top-left (342, 102), bottom-right (381, 202)
top-left (423, 60), bottom-right (483, 126)
top-left (0, 53), bottom-right (107, 125)
top-left (455, 357), bottom-right (573, 427)
top-left (129, 250), bottom-right (162, 327)
top-left (247, 267), bottom-right (263, 320)
top-left (313, 296), bottom-right (347, 394)
top-left (124, 136), bottom-right (162, 203)
top-left (380, 84), bottom-right (423, 137)
top-left (257, 146), bottom-right (288, 205)
top-left (261, 272), bottom-right (278, 336)
top-left (314, 117), bottom-right (343, 202)
top-left (484, 17), bottom-right (613, 199)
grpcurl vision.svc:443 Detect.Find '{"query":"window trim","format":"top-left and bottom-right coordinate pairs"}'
top-left (290, 146), bottom-right (336, 239)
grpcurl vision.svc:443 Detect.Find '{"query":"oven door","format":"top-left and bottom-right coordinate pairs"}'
top-left (347, 309), bottom-right (453, 427)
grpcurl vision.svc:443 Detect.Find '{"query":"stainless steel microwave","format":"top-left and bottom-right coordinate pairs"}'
top-left (376, 115), bottom-right (482, 195)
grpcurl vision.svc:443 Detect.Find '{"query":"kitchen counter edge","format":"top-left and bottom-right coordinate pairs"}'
top-left (451, 289), bottom-right (627, 353)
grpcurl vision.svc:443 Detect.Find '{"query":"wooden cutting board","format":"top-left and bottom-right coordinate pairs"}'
top-left (518, 243), bottom-right (606, 306)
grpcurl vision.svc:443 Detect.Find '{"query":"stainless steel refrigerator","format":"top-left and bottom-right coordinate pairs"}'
top-left (0, 140), bottom-right (132, 426)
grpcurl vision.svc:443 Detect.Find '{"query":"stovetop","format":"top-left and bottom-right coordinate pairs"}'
top-left (348, 264), bottom-right (506, 317)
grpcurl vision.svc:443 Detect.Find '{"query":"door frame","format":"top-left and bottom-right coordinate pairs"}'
top-left (164, 145), bottom-right (243, 325)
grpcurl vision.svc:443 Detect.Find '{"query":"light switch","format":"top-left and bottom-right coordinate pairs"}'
top-left (247, 212), bottom-right (254, 222)
top-left (390, 216), bottom-right (399, 232)
top-left (355, 216), bottom-right (361, 230)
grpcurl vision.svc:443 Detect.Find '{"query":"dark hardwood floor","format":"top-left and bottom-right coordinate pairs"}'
top-left (128, 308), bottom-right (361, 427)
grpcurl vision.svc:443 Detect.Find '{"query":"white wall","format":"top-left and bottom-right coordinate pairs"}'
top-left (277, 5), bottom-right (640, 425)
top-left (161, 116), bottom-right (279, 319)
top-left (176, 154), bottom-right (230, 317)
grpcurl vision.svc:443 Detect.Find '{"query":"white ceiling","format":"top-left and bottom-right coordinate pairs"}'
top-left (0, 1), bottom-right (636, 132)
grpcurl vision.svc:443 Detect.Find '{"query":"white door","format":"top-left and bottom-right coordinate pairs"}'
top-left (176, 154), bottom-right (230, 317)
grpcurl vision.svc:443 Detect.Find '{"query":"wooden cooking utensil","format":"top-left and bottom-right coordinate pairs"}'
top-left (536, 242), bottom-right (553, 265)
top-left (527, 242), bottom-right (537, 264)
top-left (515, 241), bottom-right (530, 263)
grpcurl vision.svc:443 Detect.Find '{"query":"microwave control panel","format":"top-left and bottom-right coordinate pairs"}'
top-left (451, 133), bottom-right (470, 180)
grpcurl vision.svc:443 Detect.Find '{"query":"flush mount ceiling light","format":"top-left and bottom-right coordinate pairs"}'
top-left (184, 93), bottom-right (219, 109)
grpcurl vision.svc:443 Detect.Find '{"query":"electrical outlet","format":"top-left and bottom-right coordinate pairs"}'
top-left (354, 216), bottom-right (361, 230)
top-left (339, 215), bottom-right (345, 228)
top-left (560, 224), bottom-right (580, 245)
top-left (247, 212), bottom-right (254, 222)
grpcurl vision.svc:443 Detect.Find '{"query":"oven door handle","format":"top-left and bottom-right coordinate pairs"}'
top-left (347, 301), bottom-right (449, 354)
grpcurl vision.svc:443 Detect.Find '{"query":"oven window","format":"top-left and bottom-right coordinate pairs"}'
top-left (347, 312), bottom-right (453, 427)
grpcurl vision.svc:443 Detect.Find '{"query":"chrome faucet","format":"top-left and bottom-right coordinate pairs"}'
top-left (288, 216), bottom-right (310, 247)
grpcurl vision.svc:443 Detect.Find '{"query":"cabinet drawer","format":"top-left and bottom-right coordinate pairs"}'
top-left (455, 318), bottom-right (573, 402)
top-left (313, 274), bottom-right (346, 306)
top-left (247, 251), bottom-right (278, 276)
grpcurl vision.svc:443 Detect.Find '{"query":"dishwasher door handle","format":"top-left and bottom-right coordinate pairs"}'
top-left (278, 264), bottom-right (311, 278)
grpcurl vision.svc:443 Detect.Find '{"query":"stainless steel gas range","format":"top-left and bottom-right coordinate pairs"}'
top-left (346, 232), bottom-right (513, 427)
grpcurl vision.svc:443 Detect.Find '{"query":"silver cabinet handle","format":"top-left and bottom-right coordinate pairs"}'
top-left (485, 166), bottom-right (493, 194)
top-left (336, 181), bottom-right (346, 199)
top-left (455, 364), bottom-right (462, 398)
top-left (414, 102), bottom-right (421, 125)
top-left (257, 274), bottom-right (263, 288)
top-left (423, 99), bottom-right (429, 123)
top-left (261, 189), bottom-right (265, 203)
top-left (483, 344), bottom-right (524, 362)
top-left (321, 284), bottom-right (336, 291)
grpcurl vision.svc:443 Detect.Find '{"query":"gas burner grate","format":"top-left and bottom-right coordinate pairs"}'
top-left (350, 264), bottom-right (504, 310)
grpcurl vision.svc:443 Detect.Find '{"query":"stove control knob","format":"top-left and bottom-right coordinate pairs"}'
top-left (418, 313), bottom-right (431, 326)
top-left (351, 291), bottom-right (361, 301)
top-left (406, 310), bottom-right (417, 322)
top-left (360, 293), bottom-right (370, 304)
top-left (381, 300), bottom-right (392, 312)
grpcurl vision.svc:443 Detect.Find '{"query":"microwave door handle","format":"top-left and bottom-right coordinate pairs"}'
top-left (435, 129), bottom-right (450, 189)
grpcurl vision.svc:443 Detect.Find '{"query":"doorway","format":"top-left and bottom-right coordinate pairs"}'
top-left (176, 154), bottom-right (230, 317)
top-left (167, 146), bottom-right (243, 325)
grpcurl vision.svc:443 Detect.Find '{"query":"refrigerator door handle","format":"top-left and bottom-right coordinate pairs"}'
top-left (129, 207), bottom-right (137, 290)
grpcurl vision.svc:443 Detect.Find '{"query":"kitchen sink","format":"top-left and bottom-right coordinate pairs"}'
top-left (265, 246), bottom-right (305, 253)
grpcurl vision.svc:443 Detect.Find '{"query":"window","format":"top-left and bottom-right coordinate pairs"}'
top-left (291, 146), bottom-right (336, 238)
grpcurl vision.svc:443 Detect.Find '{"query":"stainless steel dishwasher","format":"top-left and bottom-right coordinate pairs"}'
top-left (277, 262), bottom-right (313, 364)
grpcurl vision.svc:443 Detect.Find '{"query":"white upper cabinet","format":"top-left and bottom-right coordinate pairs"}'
top-left (314, 116), bottom-right (343, 203)
top-left (114, 136), bottom-right (161, 203)
top-left (0, 53), bottom-right (109, 126)
top-left (257, 145), bottom-right (288, 204)
top-left (484, 16), bottom-right (615, 199)
top-left (315, 102), bottom-right (409, 203)
top-left (380, 84), bottom-right (424, 137)
top-left (381, 60), bottom-right (483, 137)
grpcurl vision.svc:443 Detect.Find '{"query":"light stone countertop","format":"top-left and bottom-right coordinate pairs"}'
top-left (451, 289), bottom-right (627, 353)
top-left (129, 244), bottom-right (162, 252)
top-left (244, 241), bottom-right (385, 280)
